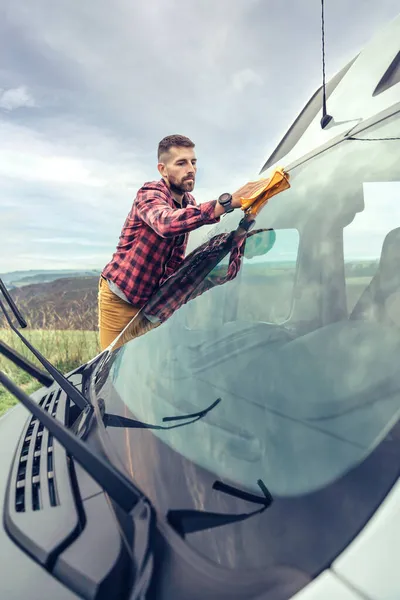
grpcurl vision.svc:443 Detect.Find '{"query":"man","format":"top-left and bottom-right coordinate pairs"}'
top-left (98, 134), bottom-right (260, 350)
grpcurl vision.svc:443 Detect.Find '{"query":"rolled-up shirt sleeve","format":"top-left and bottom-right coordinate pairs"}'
top-left (135, 188), bottom-right (220, 238)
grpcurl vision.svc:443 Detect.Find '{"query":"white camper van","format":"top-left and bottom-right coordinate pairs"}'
top-left (0, 12), bottom-right (399, 600)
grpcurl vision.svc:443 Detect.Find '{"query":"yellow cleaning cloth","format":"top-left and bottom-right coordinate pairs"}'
top-left (240, 167), bottom-right (290, 217)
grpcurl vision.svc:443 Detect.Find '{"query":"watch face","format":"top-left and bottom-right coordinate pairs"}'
top-left (219, 193), bottom-right (231, 204)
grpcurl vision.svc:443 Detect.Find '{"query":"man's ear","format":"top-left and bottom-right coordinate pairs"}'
top-left (157, 162), bottom-right (167, 177)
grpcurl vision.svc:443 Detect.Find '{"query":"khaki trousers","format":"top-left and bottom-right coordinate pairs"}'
top-left (97, 276), bottom-right (141, 351)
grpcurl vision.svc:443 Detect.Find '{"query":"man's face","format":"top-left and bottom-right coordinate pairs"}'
top-left (158, 146), bottom-right (197, 195)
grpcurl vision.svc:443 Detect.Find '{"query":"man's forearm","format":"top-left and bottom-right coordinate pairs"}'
top-left (214, 202), bottom-right (227, 219)
top-left (136, 196), bottom-right (220, 238)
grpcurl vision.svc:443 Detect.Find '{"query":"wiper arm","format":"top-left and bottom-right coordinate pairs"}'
top-left (0, 278), bottom-right (88, 410)
top-left (0, 370), bottom-right (144, 513)
top-left (0, 339), bottom-right (53, 387)
top-left (167, 479), bottom-right (273, 536)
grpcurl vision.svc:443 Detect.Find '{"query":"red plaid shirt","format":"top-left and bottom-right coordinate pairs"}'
top-left (102, 179), bottom-right (220, 306)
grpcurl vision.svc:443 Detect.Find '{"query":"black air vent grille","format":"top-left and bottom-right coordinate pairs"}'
top-left (15, 389), bottom-right (61, 513)
top-left (4, 385), bottom-right (82, 569)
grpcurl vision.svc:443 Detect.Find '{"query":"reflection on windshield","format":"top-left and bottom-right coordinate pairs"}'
top-left (103, 112), bottom-right (400, 495)
top-left (95, 113), bottom-right (400, 577)
top-left (110, 227), bottom-right (276, 350)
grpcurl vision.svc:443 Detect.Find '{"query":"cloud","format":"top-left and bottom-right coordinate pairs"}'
top-left (0, 0), bottom-right (399, 273)
top-left (231, 68), bottom-right (263, 93)
top-left (0, 86), bottom-right (35, 111)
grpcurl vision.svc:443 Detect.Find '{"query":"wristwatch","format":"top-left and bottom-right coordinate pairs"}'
top-left (218, 192), bottom-right (234, 213)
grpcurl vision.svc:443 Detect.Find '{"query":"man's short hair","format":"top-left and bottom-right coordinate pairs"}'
top-left (158, 134), bottom-right (195, 161)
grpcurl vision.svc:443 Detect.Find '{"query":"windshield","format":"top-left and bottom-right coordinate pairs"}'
top-left (93, 112), bottom-right (400, 590)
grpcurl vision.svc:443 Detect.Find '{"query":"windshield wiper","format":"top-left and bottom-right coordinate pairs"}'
top-left (0, 370), bottom-right (146, 512)
top-left (1, 359), bottom-right (156, 596)
top-left (167, 479), bottom-right (273, 536)
top-left (0, 277), bottom-right (89, 411)
top-left (0, 339), bottom-right (53, 388)
top-left (103, 396), bottom-right (273, 534)
top-left (103, 397), bottom-right (273, 534)
top-left (103, 398), bottom-right (222, 430)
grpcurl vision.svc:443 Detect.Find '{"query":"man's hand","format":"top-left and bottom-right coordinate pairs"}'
top-left (231, 181), bottom-right (265, 208)
top-left (214, 180), bottom-right (268, 219)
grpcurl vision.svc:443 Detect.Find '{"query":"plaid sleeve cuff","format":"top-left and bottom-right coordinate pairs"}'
top-left (200, 200), bottom-right (220, 223)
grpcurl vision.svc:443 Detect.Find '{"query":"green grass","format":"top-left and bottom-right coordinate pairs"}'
top-left (0, 329), bottom-right (100, 417)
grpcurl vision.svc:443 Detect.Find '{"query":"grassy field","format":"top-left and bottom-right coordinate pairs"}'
top-left (0, 329), bottom-right (100, 417)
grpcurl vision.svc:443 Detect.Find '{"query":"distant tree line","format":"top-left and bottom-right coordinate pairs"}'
top-left (344, 260), bottom-right (378, 277)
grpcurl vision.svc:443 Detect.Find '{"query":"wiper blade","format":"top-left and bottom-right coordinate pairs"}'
top-left (167, 479), bottom-right (273, 536)
top-left (0, 278), bottom-right (28, 327)
top-left (0, 278), bottom-right (88, 410)
top-left (0, 340), bottom-right (53, 387)
top-left (102, 397), bottom-right (273, 534)
top-left (0, 370), bottom-right (144, 513)
top-left (104, 398), bottom-right (222, 430)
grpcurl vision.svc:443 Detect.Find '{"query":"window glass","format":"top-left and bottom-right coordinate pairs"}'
top-left (344, 182), bottom-right (400, 318)
top-left (235, 228), bottom-right (299, 323)
top-left (95, 113), bottom-right (400, 583)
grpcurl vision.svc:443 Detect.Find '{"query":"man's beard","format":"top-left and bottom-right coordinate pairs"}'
top-left (169, 176), bottom-right (195, 195)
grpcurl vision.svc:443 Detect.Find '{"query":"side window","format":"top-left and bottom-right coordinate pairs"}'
top-left (235, 228), bottom-right (300, 323)
top-left (343, 182), bottom-right (400, 314)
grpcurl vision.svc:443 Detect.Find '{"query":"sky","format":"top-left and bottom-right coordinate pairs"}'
top-left (0, 0), bottom-right (399, 273)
